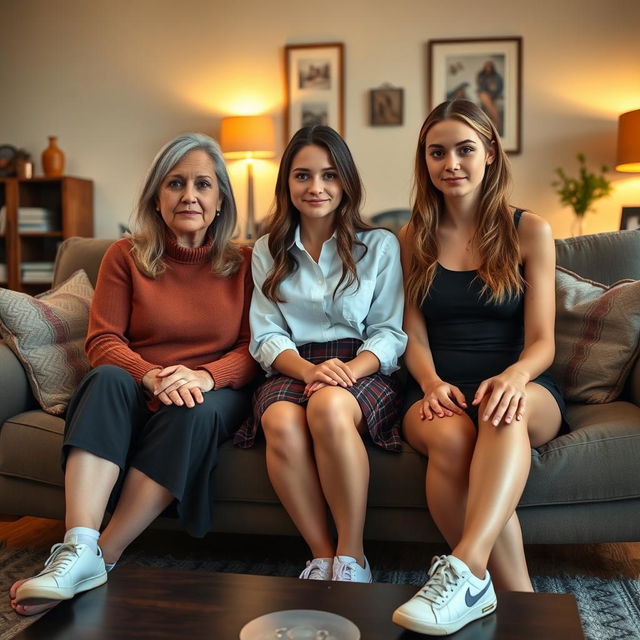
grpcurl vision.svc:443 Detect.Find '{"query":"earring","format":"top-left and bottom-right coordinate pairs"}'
top-left (215, 210), bottom-right (221, 217)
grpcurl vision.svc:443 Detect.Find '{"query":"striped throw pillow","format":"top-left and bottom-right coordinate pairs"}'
top-left (552, 267), bottom-right (640, 403)
top-left (0, 270), bottom-right (93, 414)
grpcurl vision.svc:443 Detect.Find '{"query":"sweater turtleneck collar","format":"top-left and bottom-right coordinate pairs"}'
top-left (163, 229), bottom-right (214, 264)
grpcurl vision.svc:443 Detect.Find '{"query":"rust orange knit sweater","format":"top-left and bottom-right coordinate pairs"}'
top-left (85, 235), bottom-right (259, 390)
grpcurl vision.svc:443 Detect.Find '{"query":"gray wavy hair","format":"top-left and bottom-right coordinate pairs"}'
top-left (131, 132), bottom-right (242, 277)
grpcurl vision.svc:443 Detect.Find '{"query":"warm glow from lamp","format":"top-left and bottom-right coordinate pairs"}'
top-left (220, 115), bottom-right (275, 160)
top-left (220, 115), bottom-right (275, 240)
top-left (616, 109), bottom-right (640, 173)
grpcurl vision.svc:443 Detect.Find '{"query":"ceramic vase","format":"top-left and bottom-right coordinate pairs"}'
top-left (41, 136), bottom-right (65, 177)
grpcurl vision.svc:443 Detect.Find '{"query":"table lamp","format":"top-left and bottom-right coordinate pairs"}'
top-left (615, 109), bottom-right (640, 230)
top-left (220, 115), bottom-right (275, 240)
top-left (615, 109), bottom-right (640, 173)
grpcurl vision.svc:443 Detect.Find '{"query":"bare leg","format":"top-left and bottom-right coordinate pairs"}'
top-left (453, 383), bottom-right (562, 580)
top-left (403, 403), bottom-right (475, 549)
top-left (306, 387), bottom-right (367, 565)
top-left (97, 467), bottom-right (174, 564)
top-left (11, 447), bottom-right (120, 615)
top-left (64, 448), bottom-right (120, 530)
top-left (262, 401), bottom-right (334, 559)
top-left (403, 403), bottom-right (534, 591)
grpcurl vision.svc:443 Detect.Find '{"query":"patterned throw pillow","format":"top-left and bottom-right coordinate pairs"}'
top-left (0, 270), bottom-right (93, 415)
top-left (552, 267), bottom-right (640, 403)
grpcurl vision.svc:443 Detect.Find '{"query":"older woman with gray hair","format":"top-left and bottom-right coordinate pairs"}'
top-left (10, 133), bottom-right (259, 615)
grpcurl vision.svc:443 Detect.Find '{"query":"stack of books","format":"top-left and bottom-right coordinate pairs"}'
top-left (18, 207), bottom-right (58, 232)
top-left (21, 261), bottom-right (55, 283)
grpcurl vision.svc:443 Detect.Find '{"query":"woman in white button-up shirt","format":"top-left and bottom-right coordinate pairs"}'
top-left (235, 126), bottom-right (406, 583)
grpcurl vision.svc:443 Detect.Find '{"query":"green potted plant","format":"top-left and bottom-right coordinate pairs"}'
top-left (552, 153), bottom-right (613, 236)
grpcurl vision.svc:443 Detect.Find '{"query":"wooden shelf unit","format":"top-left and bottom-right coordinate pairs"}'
top-left (0, 176), bottom-right (93, 293)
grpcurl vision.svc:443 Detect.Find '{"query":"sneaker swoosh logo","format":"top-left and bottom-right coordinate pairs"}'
top-left (465, 581), bottom-right (492, 607)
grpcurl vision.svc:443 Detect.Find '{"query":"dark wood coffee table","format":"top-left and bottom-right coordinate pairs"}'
top-left (14, 566), bottom-right (584, 639)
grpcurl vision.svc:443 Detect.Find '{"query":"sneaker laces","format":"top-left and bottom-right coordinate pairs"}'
top-left (37, 543), bottom-right (81, 577)
top-left (299, 558), bottom-right (330, 579)
top-left (416, 555), bottom-right (461, 606)
top-left (333, 558), bottom-right (356, 581)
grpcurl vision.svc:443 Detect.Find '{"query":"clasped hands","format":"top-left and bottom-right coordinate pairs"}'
top-left (302, 358), bottom-right (357, 398)
top-left (142, 364), bottom-right (214, 408)
top-left (420, 367), bottom-right (528, 426)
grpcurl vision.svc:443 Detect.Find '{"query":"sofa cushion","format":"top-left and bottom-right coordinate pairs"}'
top-left (555, 229), bottom-right (640, 285)
top-left (0, 270), bottom-right (93, 415)
top-left (552, 267), bottom-right (640, 403)
top-left (522, 401), bottom-right (640, 506)
top-left (52, 237), bottom-right (115, 288)
top-left (0, 410), bottom-right (65, 487)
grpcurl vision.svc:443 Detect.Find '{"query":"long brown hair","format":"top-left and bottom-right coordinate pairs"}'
top-left (131, 133), bottom-right (242, 278)
top-left (405, 99), bottom-right (523, 306)
top-left (262, 125), bottom-right (371, 303)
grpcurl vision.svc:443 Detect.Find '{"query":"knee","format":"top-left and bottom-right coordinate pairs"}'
top-left (261, 407), bottom-right (308, 457)
top-left (409, 416), bottom-right (476, 466)
top-left (306, 390), bottom-right (356, 442)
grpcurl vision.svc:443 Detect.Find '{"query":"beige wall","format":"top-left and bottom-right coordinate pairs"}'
top-left (1, 0), bottom-right (638, 238)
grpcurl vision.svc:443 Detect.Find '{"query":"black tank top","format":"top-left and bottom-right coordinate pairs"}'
top-left (419, 210), bottom-right (524, 385)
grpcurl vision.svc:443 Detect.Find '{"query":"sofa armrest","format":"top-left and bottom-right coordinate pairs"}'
top-left (0, 342), bottom-right (37, 424)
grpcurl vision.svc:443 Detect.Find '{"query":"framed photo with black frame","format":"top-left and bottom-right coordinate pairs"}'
top-left (428, 37), bottom-right (522, 154)
top-left (284, 43), bottom-right (344, 142)
top-left (620, 206), bottom-right (640, 230)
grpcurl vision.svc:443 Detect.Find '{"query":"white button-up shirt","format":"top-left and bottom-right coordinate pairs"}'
top-left (249, 226), bottom-right (407, 376)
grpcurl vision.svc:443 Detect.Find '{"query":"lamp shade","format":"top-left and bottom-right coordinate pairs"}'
top-left (220, 115), bottom-right (275, 160)
top-left (616, 109), bottom-right (640, 173)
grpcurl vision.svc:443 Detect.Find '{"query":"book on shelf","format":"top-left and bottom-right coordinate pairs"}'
top-left (18, 207), bottom-right (58, 232)
top-left (0, 206), bottom-right (5, 234)
top-left (21, 271), bottom-right (54, 283)
top-left (21, 261), bottom-right (55, 283)
top-left (0, 263), bottom-right (7, 282)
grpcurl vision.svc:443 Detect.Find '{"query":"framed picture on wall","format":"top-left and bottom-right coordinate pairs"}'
top-left (428, 37), bottom-right (522, 154)
top-left (284, 43), bottom-right (344, 142)
top-left (620, 207), bottom-right (640, 230)
top-left (370, 86), bottom-right (404, 126)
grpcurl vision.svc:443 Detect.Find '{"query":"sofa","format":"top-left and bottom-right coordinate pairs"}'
top-left (1, 230), bottom-right (639, 544)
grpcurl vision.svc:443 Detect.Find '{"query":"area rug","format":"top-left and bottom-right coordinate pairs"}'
top-left (1, 545), bottom-right (639, 640)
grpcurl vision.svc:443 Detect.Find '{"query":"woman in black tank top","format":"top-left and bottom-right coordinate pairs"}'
top-left (392, 100), bottom-right (566, 637)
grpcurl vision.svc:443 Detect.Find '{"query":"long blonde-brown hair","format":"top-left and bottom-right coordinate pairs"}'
top-left (130, 133), bottom-right (242, 278)
top-left (405, 99), bottom-right (523, 306)
top-left (262, 125), bottom-right (371, 303)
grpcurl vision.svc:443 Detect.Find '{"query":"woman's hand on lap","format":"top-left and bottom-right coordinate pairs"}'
top-left (473, 368), bottom-right (528, 426)
top-left (143, 365), bottom-right (214, 408)
top-left (303, 358), bottom-right (357, 388)
top-left (420, 379), bottom-right (467, 420)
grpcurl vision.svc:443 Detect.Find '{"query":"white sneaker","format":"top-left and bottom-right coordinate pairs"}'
top-left (332, 555), bottom-right (373, 583)
top-left (15, 539), bottom-right (107, 605)
top-left (392, 554), bottom-right (496, 636)
top-left (299, 557), bottom-right (333, 580)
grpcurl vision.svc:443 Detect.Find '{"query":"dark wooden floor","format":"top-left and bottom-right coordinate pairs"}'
top-left (1, 516), bottom-right (638, 580)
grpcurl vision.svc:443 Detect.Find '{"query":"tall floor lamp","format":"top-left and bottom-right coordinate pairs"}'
top-left (220, 115), bottom-right (275, 240)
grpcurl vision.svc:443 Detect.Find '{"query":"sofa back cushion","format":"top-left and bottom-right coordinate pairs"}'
top-left (53, 237), bottom-right (116, 288)
top-left (555, 229), bottom-right (640, 285)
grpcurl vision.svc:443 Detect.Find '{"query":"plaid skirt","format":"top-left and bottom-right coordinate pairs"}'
top-left (234, 338), bottom-right (402, 451)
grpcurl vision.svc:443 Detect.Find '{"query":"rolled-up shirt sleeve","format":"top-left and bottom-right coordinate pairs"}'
top-left (357, 233), bottom-right (407, 374)
top-left (249, 237), bottom-right (299, 374)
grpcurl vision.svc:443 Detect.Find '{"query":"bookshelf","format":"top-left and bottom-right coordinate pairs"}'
top-left (0, 177), bottom-right (93, 294)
